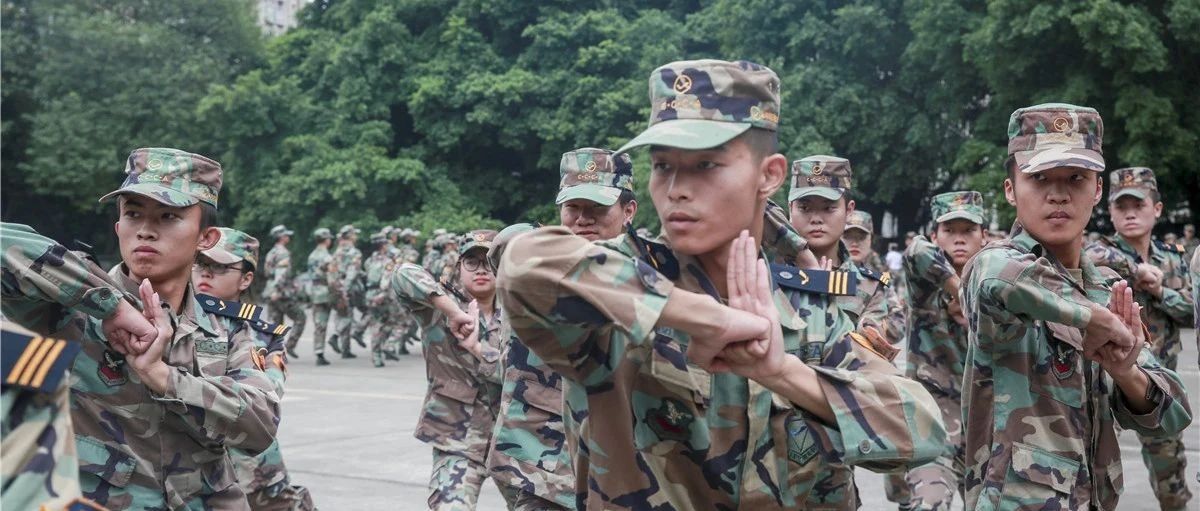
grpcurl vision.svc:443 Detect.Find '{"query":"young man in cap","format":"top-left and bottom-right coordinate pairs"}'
top-left (305, 227), bottom-right (336, 366)
top-left (498, 59), bottom-right (944, 509)
top-left (960, 104), bottom-right (1192, 510)
top-left (885, 191), bottom-right (987, 510)
top-left (1, 148), bottom-right (280, 510)
top-left (789, 155), bottom-right (895, 342)
top-left (263, 224), bottom-right (306, 359)
top-left (844, 210), bottom-right (883, 273)
top-left (391, 230), bottom-right (501, 510)
top-left (1084, 166), bottom-right (1194, 510)
top-left (192, 227), bottom-right (315, 510)
top-left (330, 224), bottom-right (364, 358)
top-left (361, 231), bottom-right (400, 367)
top-left (487, 148), bottom-right (638, 510)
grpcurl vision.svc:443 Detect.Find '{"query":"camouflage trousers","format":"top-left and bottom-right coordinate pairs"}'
top-left (496, 483), bottom-right (572, 511)
top-left (1137, 344), bottom-right (1192, 510)
top-left (246, 482), bottom-right (315, 511)
top-left (310, 303), bottom-right (331, 355)
top-left (885, 391), bottom-right (964, 510)
top-left (267, 298), bottom-right (307, 350)
top-left (429, 449), bottom-right (495, 511)
top-left (332, 303), bottom-right (366, 352)
top-left (1, 381), bottom-right (95, 511)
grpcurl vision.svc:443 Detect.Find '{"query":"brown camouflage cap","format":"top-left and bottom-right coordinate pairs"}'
top-left (931, 191), bottom-right (985, 225)
top-left (201, 228), bottom-right (260, 269)
top-left (312, 227), bottom-right (333, 241)
top-left (845, 210), bottom-right (873, 234)
top-left (617, 59), bottom-right (781, 154)
top-left (338, 224), bottom-right (361, 238)
top-left (99, 148), bottom-right (223, 208)
top-left (789, 155), bottom-right (852, 202)
top-left (556, 148), bottom-right (634, 206)
top-left (459, 229), bottom-right (498, 257)
top-left (1108, 167), bottom-right (1158, 202)
top-left (1007, 103), bottom-right (1104, 174)
top-left (487, 223), bottom-right (537, 270)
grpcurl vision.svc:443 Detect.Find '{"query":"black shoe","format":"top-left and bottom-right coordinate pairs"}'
top-left (286, 347), bottom-right (299, 359)
top-left (384, 351), bottom-right (401, 361)
top-left (316, 354), bottom-right (331, 366)
top-left (355, 333), bottom-right (367, 348)
top-left (329, 336), bottom-right (341, 354)
top-left (373, 360), bottom-right (385, 368)
top-left (397, 347), bottom-right (409, 355)
top-left (341, 351), bottom-right (357, 359)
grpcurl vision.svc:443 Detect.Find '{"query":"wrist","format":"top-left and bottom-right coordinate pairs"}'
top-left (137, 361), bottom-right (172, 394)
top-left (757, 354), bottom-right (808, 393)
top-left (659, 289), bottom-right (726, 339)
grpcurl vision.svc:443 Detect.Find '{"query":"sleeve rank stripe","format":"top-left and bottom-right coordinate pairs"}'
top-left (29, 339), bottom-right (67, 388)
top-left (6, 336), bottom-right (47, 385)
top-left (15, 337), bottom-right (57, 386)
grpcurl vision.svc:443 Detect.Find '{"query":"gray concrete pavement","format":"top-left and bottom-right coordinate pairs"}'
top-left (277, 320), bottom-right (1200, 510)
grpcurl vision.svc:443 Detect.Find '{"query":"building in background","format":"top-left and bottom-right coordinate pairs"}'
top-left (258, 0), bottom-right (308, 36)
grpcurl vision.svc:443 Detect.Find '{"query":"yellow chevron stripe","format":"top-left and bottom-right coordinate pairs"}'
top-left (30, 340), bottom-right (67, 388)
top-left (246, 304), bottom-right (257, 319)
top-left (7, 337), bottom-right (46, 385)
top-left (239, 303), bottom-right (250, 319)
top-left (18, 337), bottom-right (56, 386)
top-left (836, 272), bottom-right (844, 294)
top-left (841, 272), bottom-right (849, 294)
top-left (274, 325), bottom-right (285, 335)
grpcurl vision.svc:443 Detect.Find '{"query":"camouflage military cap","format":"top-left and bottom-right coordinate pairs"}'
top-left (1108, 167), bottom-right (1158, 202)
top-left (99, 148), bottom-right (223, 208)
top-left (556, 148), bottom-right (634, 206)
top-left (433, 228), bottom-right (448, 236)
top-left (789, 155), bottom-right (852, 202)
top-left (1007, 103), bottom-right (1104, 174)
top-left (381, 226), bottom-right (395, 236)
top-left (931, 191), bottom-right (985, 225)
top-left (444, 234), bottom-right (460, 247)
top-left (845, 210), bottom-right (873, 234)
top-left (459, 229), bottom-right (498, 257)
top-left (312, 228), bottom-right (333, 241)
top-left (617, 59), bottom-right (781, 154)
top-left (202, 228), bottom-right (260, 270)
top-left (487, 223), bottom-right (537, 270)
top-left (337, 224), bottom-right (361, 238)
top-left (269, 224), bottom-right (294, 239)
top-left (410, 230), bottom-right (422, 237)
top-left (369, 232), bottom-right (387, 244)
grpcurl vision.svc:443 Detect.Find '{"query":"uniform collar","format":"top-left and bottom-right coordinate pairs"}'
top-left (1008, 224), bottom-right (1106, 292)
top-left (108, 263), bottom-right (218, 337)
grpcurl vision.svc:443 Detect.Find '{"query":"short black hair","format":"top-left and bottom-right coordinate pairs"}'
top-left (743, 128), bottom-right (779, 161)
top-left (199, 203), bottom-right (219, 230)
top-left (618, 189), bottom-right (636, 206)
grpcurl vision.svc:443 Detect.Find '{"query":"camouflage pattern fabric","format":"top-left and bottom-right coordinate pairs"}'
top-left (263, 244), bottom-right (306, 349)
top-left (1007, 103), bottom-right (1105, 174)
top-left (203, 228), bottom-right (260, 268)
top-left (360, 249), bottom-right (403, 364)
top-left (1085, 234), bottom-right (1194, 509)
top-left (331, 243), bottom-right (363, 350)
top-left (305, 246), bottom-right (335, 354)
top-left (1, 323), bottom-right (105, 511)
top-left (930, 191), bottom-right (985, 225)
top-left (833, 242), bottom-right (892, 340)
top-left (898, 235), bottom-right (971, 509)
top-left (496, 225), bottom-right (946, 509)
top-left (429, 448), bottom-right (489, 511)
top-left (0, 223), bottom-right (281, 510)
top-left (390, 263), bottom-right (502, 500)
top-left (960, 224), bottom-right (1192, 511)
top-left (97, 148), bottom-right (222, 208)
top-left (789, 155), bottom-right (852, 202)
top-left (1107, 166), bottom-right (1157, 203)
top-left (555, 148), bottom-right (634, 207)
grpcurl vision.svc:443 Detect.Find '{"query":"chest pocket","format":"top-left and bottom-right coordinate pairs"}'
top-left (1029, 322), bottom-right (1084, 408)
top-left (194, 338), bottom-right (230, 377)
top-left (648, 332), bottom-right (712, 408)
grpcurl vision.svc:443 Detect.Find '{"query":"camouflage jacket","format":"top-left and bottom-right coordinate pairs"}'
top-left (390, 263), bottom-right (501, 464)
top-left (305, 246), bottom-right (334, 304)
top-left (497, 225), bottom-right (945, 510)
top-left (1, 324), bottom-right (100, 511)
top-left (1085, 235), bottom-right (1194, 366)
top-left (400, 244), bottom-right (421, 264)
top-left (902, 235), bottom-right (968, 398)
top-left (422, 248), bottom-right (442, 274)
top-left (961, 226), bottom-right (1192, 511)
top-left (433, 251), bottom-right (459, 287)
top-left (332, 245), bottom-right (362, 289)
top-left (833, 242), bottom-right (892, 339)
top-left (262, 244), bottom-right (294, 300)
top-left (0, 223), bottom-right (281, 511)
top-left (485, 309), bottom-right (574, 508)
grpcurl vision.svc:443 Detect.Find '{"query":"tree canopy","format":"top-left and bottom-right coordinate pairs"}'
top-left (3, 0), bottom-right (1196, 257)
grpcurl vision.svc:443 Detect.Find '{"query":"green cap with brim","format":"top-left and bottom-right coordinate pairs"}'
top-left (1107, 167), bottom-right (1157, 203)
top-left (788, 155), bottom-right (852, 203)
top-left (488, 223), bottom-right (538, 270)
top-left (931, 191), bottom-right (985, 225)
top-left (99, 148), bottom-right (222, 208)
top-left (459, 230), bottom-right (498, 257)
top-left (201, 227), bottom-right (259, 269)
top-left (1109, 188), bottom-right (1149, 202)
top-left (555, 184), bottom-right (622, 206)
top-left (788, 187), bottom-right (845, 202)
top-left (616, 119), bottom-right (751, 155)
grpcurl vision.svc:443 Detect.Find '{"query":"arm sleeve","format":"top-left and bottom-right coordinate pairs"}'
top-left (1084, 241), bottom-right (1135, 281)
top-left (1, 223), bottom-right (127, 333)
top-left (903, 236), bottom-right (956, 287)
top-left (1112, 346), bottom-right (1193, 436)
top-left (977, 250), bottom-right (1094, 333)
top-left (390, 263), bottom-right (445, 310)
top-left (151, 323), bottom-right (282, 454)
top-left (496, 227), bottom-right (677, 383)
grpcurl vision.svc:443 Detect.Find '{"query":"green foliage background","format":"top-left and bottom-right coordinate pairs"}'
top-left (3, 0), bottom-right (1197, 258)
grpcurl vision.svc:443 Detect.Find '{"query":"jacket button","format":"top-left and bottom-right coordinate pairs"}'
top-left (858, 439), bottom-right (872, 454)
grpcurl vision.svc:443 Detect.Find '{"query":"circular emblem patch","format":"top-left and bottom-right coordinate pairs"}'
top-left (584, 160), bottom-right (598, 172)
top-left (1052, 117), bottom-right (1070, 132)
top-left (147, 158), bottom-right (163, 171)
top-left (811, 163), bottom-right (823, 176)
top-left (673, 74), bottom-right (693, 94)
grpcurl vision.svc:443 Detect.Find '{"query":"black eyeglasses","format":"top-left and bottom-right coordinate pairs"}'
top-left (193, 261), bottom-right (245, 276)
top-left (461, 257), bottom-right (493, 273)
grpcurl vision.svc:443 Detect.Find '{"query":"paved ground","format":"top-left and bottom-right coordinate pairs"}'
top-left (277, 320), bottom-right (1200, 510)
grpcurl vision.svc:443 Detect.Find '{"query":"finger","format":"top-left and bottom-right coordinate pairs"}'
top-left (740, 231), bottom-right (754, 301)
top-left (755, 259), bottom-right (772, 316)
top-left (727, 234), bottom-right (741, 305)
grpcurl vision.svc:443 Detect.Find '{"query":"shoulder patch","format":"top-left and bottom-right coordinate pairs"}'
top-left (857, 266), bottom-right (890, 287)
top-left (1154, 240), bottom-right (1185, 254)
top-left (197, 293), bottom-right (264, 322)
top-left (2, 328), bottom-right (82, 393)
top-left (771, 263), bottom-right (858, 296)
top-left (627, 228), bottom-right (680, 280)
top-left (250, 317), bottom-right (291, 338)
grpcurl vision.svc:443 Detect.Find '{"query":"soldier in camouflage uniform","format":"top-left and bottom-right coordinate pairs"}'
top-left (844, 210), bottom-right (884, 273)
top-left (789, 155), bottom-right (896, 347)
top-left (1084, 166), bottom-right (1195, 510)
top-left (961, 103), bottom-right (1193, 510)
top-left (2, 322), bottom-right (102, 511)
top-left (330, 224), bottom-right (363, 358)
top-left (422, 229), bottom-right (446, 274)
top-left (305, 228), bottom-right (335, 366)
top-left (1, 148), bottom-right (281, 510)
top-left (497, 59), bottom-right (946, 509)
top-left (434, 235), bottom-right (461, 287)
top-left (391, 233), bottom-right (504, 510)
top-left (193, 227), bottom-right (315, 510)
top-left (263, 224), bottom-right (306, 359)
top-left (361, 231), bottom-right (399, 367)
top-left (884, 191), bottom-right (987, 510)
top-left (389, 228), bottom-right (424, 356)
